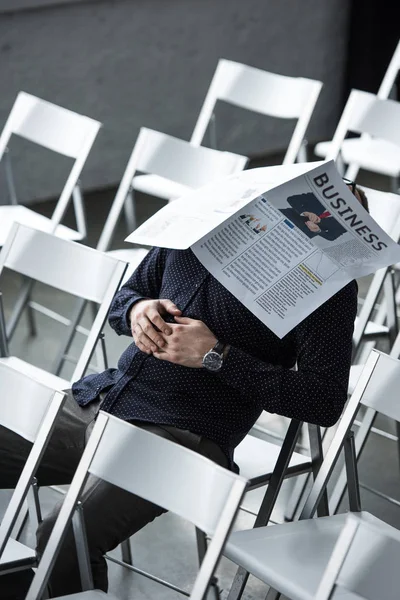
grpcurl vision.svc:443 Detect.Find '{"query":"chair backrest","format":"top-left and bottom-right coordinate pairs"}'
top-left (0, 91), bottom-right (101, 231)
top-left (190, 59), bottom-right (323, 164)
top-left (378, 38), bottom-right (400, 99)
top-left (316, 513), bottom-right (400, 600)
top-left (0, 360), bottom-right (64, 443)
top-left (26, 411), bottom-right (247, 600)
top-left (362, 186), bottom-right (400, 238)
top-left (0, 362), bottom-right (65, 558)
top-left (96, 126), bottom-right (248, 251)
top-left (326, 90), bottom-right (400, 161)
top-left (299, 349), bottom-right (399, 520)
top-left (0, 222), bottom-right (127, 380)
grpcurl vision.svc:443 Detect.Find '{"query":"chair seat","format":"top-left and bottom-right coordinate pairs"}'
top-left (224, 511), bottom-right (393, 600)
top-left (0, 357), bottom-right (69, 391)
top-left (314, 138), bottom-right (400, 177)
top-left (0, 537), bottom-right (36, 571)
top-left (235, 434), bottom-right (310, 483)
top-left (106, 248), bottom-right (149, 284)
top-left (132, 174), bottom-right (191, 201)
top-left (0, 206), bottom-right (83, 247)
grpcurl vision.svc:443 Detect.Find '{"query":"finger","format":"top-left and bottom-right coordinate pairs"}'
top-left (147, 308), bottom-right (172, 337)
top-left (173, 316), bottom-right (194, 324)
top-left (138, 316), bottom-right (166, 348)
top-left (134, 322), bottom-right (159, 353)
top-left (159, 299), bottom-right (182, 315)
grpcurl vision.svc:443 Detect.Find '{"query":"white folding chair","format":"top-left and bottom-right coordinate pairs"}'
top-left (0, 222), bottom-right (128, 389)
top-left (350, 186), bottom-right (400, 359)
top-left (128, 60), bottom-right (322, 223)
top-left (25, 411), bottom-right (247, 600)
top-left (320, 89), bottom-right (400, 190)
top-left (0, 362), bottom-right (66, 576)
top-left (224, 349), bottom-right (399, 600)
top-left (315, 38), bottom-right (400, 184)
top-left (0, 91), bottom-right (102, 341)
top-left (96, 127), bottom-right (248, 262)
top-left (0, 91), bottom-right (101, 246)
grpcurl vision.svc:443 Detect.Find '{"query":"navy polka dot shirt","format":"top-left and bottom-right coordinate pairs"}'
top-left (72, 247), bottom-right (358, 467)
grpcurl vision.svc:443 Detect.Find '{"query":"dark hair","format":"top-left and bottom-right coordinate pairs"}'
top-left (355, 186), bottom-right (369, 213)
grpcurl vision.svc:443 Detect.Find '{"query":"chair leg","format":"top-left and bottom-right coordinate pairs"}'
top-left (26, 292), bottom-right (38, 337)
top-left (124, 188), bottom-right (137, 234)
top-left (120, 538), bottom-right (133, 565)
top-left (196, 528), bottom-right (221, 600)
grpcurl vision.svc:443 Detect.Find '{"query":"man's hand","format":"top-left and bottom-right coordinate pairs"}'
top-left (129, 299), bottom-right (182, 354)
top-left (305, 220), bottom-right (321, 233)
top-left (153, 316), bottom-right (217, 368)
top-left (302, 211), bottom-right (321, 224)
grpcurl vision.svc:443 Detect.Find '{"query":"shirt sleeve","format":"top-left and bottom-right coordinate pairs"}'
top-left (108, 247), bottom-right (169, 337)
top-left (217, 281), bottom-right (357, 427)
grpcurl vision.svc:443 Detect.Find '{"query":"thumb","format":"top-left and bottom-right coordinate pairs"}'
top-left (159, 299), bottom-right (182, 315)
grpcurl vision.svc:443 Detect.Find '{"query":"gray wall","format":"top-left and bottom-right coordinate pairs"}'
top-left (0, 0), bottom-right (351, 204)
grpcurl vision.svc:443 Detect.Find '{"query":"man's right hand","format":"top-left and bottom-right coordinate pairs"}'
top-left (129, 299), bottom-right (182, 354)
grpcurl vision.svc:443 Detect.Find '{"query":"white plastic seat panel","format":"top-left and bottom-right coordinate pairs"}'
top-left (315, 138), bottom-right (400, 177)
top-left (132, 174), bottom-right (191, 201)
top-left (224, 511), bottom-right (393, 600)
top-left (106, 248), bottom-right (149, 284)
top-left (0, 357), bottom-right (69, 392)
top-left (234, 434), bottom-right (309, 482)
top-left (0, 206), bottom-right (83, 246)
top-left (0, 537), bottom-right (36, 568)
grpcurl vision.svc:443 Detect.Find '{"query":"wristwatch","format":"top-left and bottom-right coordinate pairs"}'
top-left (202, 340), bottom-right (225, 372)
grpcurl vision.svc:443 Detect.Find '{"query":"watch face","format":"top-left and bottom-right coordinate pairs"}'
top-left (203, 350), bottom-right (223, 372)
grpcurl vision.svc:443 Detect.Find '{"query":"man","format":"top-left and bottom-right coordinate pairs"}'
top-left (0, 185), bottom-right (367, 598)
top-left (280, 191), bottom-right (347, 241)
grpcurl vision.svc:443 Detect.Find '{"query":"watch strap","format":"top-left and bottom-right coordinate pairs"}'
top-left (212, 340), bottom-right (225, 355)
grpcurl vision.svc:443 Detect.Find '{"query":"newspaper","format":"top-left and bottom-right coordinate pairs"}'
top-left (127, 160), bottom-right (400, 338)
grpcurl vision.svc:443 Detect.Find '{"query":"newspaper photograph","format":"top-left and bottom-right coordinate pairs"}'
top-left (127, 160), bottom-right (400, 338)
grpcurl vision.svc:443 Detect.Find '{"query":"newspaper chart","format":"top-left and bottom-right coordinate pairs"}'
top-left (127, 161), bottom-right (400, 338)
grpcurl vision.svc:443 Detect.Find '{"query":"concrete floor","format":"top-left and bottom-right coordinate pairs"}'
top-left (1, 156), bottom-right (399, 599)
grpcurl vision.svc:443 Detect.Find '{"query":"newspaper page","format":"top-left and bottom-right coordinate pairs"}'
top-left (126, 162), bottom-right (326, 249)
top-left (191, 161), bottom-right (400, 338)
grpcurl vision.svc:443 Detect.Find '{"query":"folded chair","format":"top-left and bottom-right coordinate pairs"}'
top-left (25, 412), bottom-right (248, 600)
top-left (224, 348), bottom-right (397, 600)
top-left (0, 222), bottom-right (127, 387)
top-left (0, 362), bottom-right (65, 576)
top-left (315, 38), bottom-right (400, 185)
top-left (128, 60), bottom-right (322, 216)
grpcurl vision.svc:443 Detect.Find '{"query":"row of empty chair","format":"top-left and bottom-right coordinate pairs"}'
top-left (3, 321), bottom-right (400, 599)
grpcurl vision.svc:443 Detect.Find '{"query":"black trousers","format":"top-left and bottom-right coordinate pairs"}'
top-left (0, 390), bottom-right (228, 598)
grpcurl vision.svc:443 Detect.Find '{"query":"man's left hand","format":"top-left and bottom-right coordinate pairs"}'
top-left (152, 317), bottom-right (217, 368)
